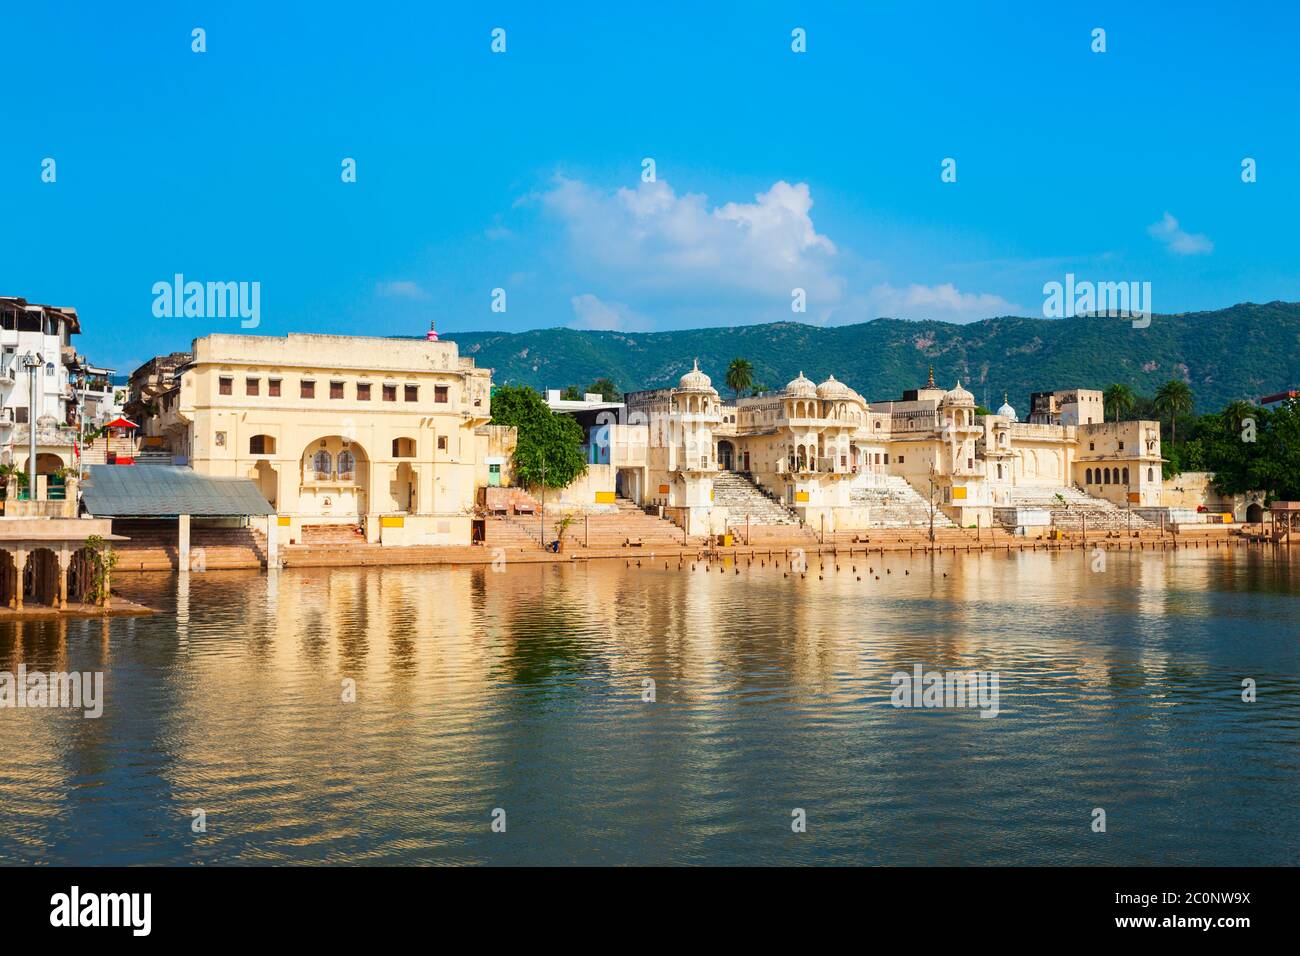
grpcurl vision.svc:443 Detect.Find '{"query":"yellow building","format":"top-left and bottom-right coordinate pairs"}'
top-left (170, 332), bottom-right (494, 545)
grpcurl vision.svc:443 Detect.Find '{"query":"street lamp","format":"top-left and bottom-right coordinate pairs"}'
top-left (21, 352), bottom-right (42, 500)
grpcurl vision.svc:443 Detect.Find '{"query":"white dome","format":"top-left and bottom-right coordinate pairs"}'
top-left (943, 379), bottom-right (974, 405)
top-left (677, 359), bottom-right (713, 391)
top-left (996, 393), bottom-right (1017, 421)
top-left (816, 374), bottom-right (856, 401)
top-left (786, 371), bottom-right (817, 398)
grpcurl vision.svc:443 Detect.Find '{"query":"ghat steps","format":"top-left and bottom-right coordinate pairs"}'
top-left (851, 476), bottom-right (956, 528)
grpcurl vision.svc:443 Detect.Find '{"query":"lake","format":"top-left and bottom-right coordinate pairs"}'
top-left (1, 548), bottom-right (1297, 865)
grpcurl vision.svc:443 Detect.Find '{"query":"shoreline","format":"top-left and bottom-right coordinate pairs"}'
top-left (101, 525), bottom-right (1284, 573)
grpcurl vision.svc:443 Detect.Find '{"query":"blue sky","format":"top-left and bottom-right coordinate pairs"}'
top-left (2, 1), bottom-right (1297, 372)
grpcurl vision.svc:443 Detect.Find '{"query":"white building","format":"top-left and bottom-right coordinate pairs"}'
top-left (0, 297), bottom-right (82, 462)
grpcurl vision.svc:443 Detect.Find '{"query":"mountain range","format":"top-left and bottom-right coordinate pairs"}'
top-left (443, 301), bottom-right (1300, 413)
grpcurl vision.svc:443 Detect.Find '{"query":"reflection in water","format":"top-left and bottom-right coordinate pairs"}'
top-left (1, 549), bottom-right (1297, 865)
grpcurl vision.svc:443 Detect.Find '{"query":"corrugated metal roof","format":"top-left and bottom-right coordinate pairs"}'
top-left (81, 465), bottom-right (276, 517)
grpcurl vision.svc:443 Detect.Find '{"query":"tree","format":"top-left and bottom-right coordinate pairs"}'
top-left (489, 384), bottom-right (587, 489)
top-left (1154, 379), bottom-right (1194, 446)
top-left (587, 377), bottom-right (620, 402)
top-left (725, 358), bottom-right (754, 400)
top-left (560, 386), bottom-right (582, 401)
top-left (1103, 383), bottom-right (1136, 422)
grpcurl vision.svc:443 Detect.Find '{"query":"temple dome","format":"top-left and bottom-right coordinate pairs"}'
top-left (785, 371), bottom-right (817, 398)
top-left (816, 374), bottom-right (856, 401)
top-left (943, 379), bottom-right (975, 405)
top-left (996, 393), bottom-right (1017, 421)
top-left (677, 359), bottom-right (713, 391)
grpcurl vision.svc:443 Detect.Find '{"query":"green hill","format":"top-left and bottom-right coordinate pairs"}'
top-left (443, 301), bottom-right (1300, 413)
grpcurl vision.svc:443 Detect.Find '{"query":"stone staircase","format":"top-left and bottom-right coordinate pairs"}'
top-left (851, 475), bottom-right (955, 528)
top-left (712, 471), bottom-right (802, 526)
top-left (571, 498), bottom-right (695, 548)
top-left (1004, 486), bottom-right (1154, 531)
top-left (299, 523), bottom-right (365, 546)
top-left (110, 519), bottom-right (268, 571)
top-left (485, 515), bottom-right (546, 551)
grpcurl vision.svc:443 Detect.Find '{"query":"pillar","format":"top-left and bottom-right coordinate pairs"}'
top-left (13, 549), bottom-right (27, 610)
top-left (179, 513), bottom-right (191, 571)
top-left (264, 514), bottom-right (279, 568)
top-left (58, 549), bottom-right (70, 610)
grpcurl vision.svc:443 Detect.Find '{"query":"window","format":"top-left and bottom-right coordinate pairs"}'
top-left (330, 381), bottom-right (344, 400)
top-left (312, 450), bottom-right (332, 479)
top-left (1088, 442), bottom-right (1095, 451)
top-left (383, 384), bottom-right (397, 402)
top-left (337, 450), bottom-right (355, 479)
top-left (437, 435), bottom-right (448, 451)
top-left (435, 385), bottom-right (449, 404)
top-left (219, 377), bottom-right (232, 395)
top-left (1086, 468), bottom-right (1093, 484)
top-left (356, 382), bottom-right (371, 401)
top-left (246, 378), bottom-right (259, 396)
top-left (1118, 441), bottom-right (1125, 451)
top-left (898, 455), bottom-right (905, 464)
top-left (250, 434), bottom-right (276, 455)
top-left (1123, 467), bottom-right (1130, 484)
top-left (268, 378), bottom-right (281, 397)
top-left (15, 407), bottom-right (28, 424)
top-left (1148, 467), bottom-right (1154, 481)
top-left (301, 380), bottom-right (315, 399)
top-left (404, 384), bottom-right (418, 402)
top-left (392, 437), bottom-right (416, 458)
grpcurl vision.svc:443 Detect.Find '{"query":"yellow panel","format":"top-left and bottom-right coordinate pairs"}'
top-left (595, 491), bottom-right (616, 504)
top-left (795, 491), bottom-right (809, 503)
top-left (380, 515), bottom-right (405, 528)
top-left (277, 516), bottom-right (291, 526)
top-left (952, 487), bottom-right (967, 500)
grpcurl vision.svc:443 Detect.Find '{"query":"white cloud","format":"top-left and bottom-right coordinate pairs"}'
top-left (569, 293), bottom-right (648, 331)
top-left (861, 282), bottom-right (1023, 324)
top-left (541, 177), bottom-right (844, 308)
top-left (1148, 212), bottom-right (1213, 256)
top-left (375, 280), bottom-right (428, 300)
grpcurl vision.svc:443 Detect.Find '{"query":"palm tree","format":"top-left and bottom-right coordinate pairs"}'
top-left (725, 358), bottom-right (754, 400)
top-left (1154, 379), bottom-right (1194, 446)
top-left (1103, 383), bottom-right (1136, 422)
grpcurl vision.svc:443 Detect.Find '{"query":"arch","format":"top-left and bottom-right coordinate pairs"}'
top-left (1122, 467), bottom-right (1130, 485)
top-left (1246, 502), bottom-right (1264, 524)
top-left (1085, 468), bottom-right (1093, 484)
top-left (299, 436), bottom-right (370, 518)
top-left (393, 461), bottom-right (416, 512)
top-left (716, 440), bottom-right (734, 471)
top-left (23, 547), bottom-right (61, 608)
top-left (1147, 467), bottom-right (1154, 482)
top-left (35, 452), bottom-right (64, 474)
top-left (253, 459), bottom-right (278, 507)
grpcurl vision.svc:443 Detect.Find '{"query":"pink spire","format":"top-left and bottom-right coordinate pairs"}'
top-left (426, 320), bottom-right (438, 342)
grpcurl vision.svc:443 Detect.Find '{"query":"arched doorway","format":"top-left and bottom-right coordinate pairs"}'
top-left (394, 462), bottom-right (416, 513)
top-left (299, 437), bottom-right (369, 519)
top-left (253, 459), bottom-right (278, 508)
top-left (717, 440), bottom-right (734, 471)
top-left (1246, 502), bottom-right (1264, 524)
